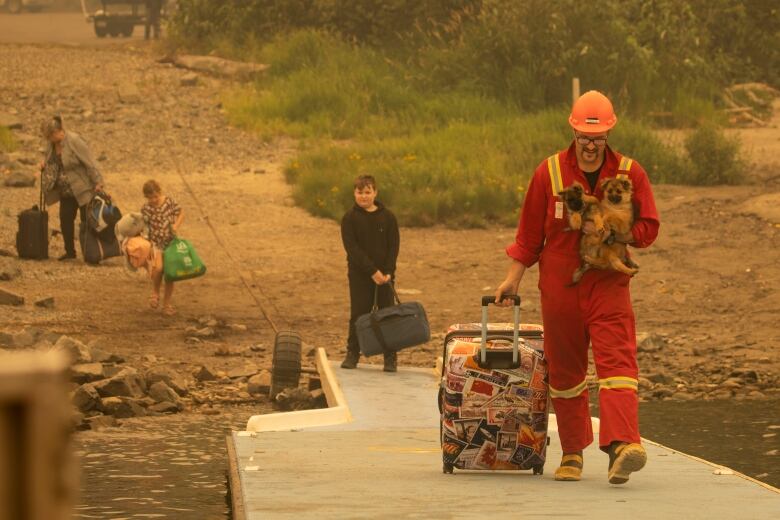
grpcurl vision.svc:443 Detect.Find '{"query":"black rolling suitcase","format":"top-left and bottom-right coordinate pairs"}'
top-left (16, 179), bottom-right (49, 260)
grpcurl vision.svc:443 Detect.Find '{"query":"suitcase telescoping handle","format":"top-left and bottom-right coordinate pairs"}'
top-left (479, 295), bottom-right (521, 367)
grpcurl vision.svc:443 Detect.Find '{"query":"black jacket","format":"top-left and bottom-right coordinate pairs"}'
top-left (341, 201), bottom-right (400, 277)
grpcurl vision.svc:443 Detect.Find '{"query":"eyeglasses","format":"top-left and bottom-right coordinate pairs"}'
top-left (576, 135), bottom-right (608, 146)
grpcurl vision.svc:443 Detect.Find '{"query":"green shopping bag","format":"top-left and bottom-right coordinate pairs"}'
top-left (163, 238), bottom-right (206, 282)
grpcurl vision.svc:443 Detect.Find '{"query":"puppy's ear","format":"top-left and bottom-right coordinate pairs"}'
top-left (600, 178), bottom-right (612, 190)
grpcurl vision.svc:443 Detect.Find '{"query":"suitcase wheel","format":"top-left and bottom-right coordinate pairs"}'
top-left (443, 462), bottom-right (454, 474)
top-left (532, 464), bottom-right (544, 475)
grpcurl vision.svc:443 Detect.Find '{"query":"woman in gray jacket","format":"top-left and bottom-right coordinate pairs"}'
top-left (40, 116), bottom-right (104, 260)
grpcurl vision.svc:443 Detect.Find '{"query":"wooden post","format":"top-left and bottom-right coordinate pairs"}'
top-left (0, 351), bottom-right (74, 520)
top-left (572, 77), bottom-right (581, 104)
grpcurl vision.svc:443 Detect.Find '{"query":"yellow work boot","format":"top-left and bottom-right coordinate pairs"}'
top-left (607, 442), bottom-right (647, 484)
top-left (554, 451), bottom-right (583, 481)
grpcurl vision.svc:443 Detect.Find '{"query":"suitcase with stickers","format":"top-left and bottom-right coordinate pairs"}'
top-left (439, 296), bottom-right (548, 474)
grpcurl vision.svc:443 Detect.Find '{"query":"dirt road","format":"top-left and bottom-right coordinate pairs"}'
top-left (1, 43), bottom-right (779, 411)
top-left (0, 11), bottom-right (148, 46)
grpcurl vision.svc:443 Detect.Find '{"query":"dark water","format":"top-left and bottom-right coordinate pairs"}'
top-left (590, 398), bottom-right (780, 489)
top-left (74, 400), bottom-right (779, 519)
top-left (638, 399), bottom-right (780, 488)
top-left (73, 407), bottom-right (255, 520)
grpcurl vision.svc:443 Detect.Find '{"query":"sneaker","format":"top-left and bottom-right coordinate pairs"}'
top-left (58, 253), bottom-right (77, 261)
top-left (383, 352), bottom-right (397, 372)
top-left (608, 442), bottom-right (647, 484)
top-left (340, 351), bottom-right (360, 369)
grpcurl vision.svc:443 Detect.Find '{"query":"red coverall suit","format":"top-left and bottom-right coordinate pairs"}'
top-left (506, 142), bottom-right (659, 452)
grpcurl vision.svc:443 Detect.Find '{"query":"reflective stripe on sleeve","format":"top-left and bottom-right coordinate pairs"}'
top-left (550, 378), bottom-right (588, 399)
top-left (598, 376), bottom-right (638, 391)
top-left (547, 153), bottom-right (563, 196)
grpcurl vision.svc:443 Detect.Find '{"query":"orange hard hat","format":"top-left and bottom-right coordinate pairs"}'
top-left (568, 90), bottom-right (617, 133)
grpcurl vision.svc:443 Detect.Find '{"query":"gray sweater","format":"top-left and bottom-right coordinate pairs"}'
top-left (44, 130), bottom-right (104, 207)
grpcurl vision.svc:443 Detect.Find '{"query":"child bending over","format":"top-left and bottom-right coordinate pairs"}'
top-left (141, 179), bottom-right (184, 316)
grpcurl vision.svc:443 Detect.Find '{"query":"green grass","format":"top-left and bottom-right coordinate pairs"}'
top-left (0, 127), bottom-right (16, 153)
top-left (224, 30), bottom-right (745, 226)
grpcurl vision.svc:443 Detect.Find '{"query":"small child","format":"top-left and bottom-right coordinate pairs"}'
top-left (141, 180), bottom-right (184, 316)
top-left (340, 175), bottom-right (400, 372)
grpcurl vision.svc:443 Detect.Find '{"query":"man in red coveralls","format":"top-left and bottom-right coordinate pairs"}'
top-left (495, 90), bottom-right (659, 484)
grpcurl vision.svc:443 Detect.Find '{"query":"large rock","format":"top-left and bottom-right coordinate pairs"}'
top-left (145, 367), bottom-right (188, 396)
top-left (180, 73), bottom-right (199, 86)
top-left (148, 381), bottom-right (180, 405)
top-left (149, 401), bottom-right (180, 414)
top-left (13, 330), bottom-right (36, 348)
top-left (53, 336), bottom-right (92, 364)
top-left (274, 387), bottom-right (317, 411)
top-left (100, 397), bottom-right (147, 419)
top-left (193, 365), bottom-right (218, 382)
top-left (247, 370), bottom-right (271, 395)
top-left (72, 384), bottom-right (101, 412)
top-left (0, 261), bottom-right (21, 281)
top-left (88, 339), bottom-right (125, 364)
top-left (4, 171), bottom-right (36, 187)
top-left (93, 367), bottom-right (146, 398)
top-left (0, 288), bottom-right (24, 306)
top-left (117, 83), bottom-right (142, 104)
top-left (228, 364), bottom-right (260, 379)
top-left (71, 363), bottom-right (105, 384)
top-left (86, 415), bottom-right (118, 430)
top-left (637, 333), bottom-right (666, 353)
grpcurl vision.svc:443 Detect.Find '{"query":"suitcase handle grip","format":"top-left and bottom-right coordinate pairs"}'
top-left (482, 294), bottom-right (520, 306)
top-left (480, 295), bottom-right (521, 366)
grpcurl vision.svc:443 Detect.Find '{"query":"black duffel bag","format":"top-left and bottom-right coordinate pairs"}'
top-left (356, 283), bottom-right (430, 357)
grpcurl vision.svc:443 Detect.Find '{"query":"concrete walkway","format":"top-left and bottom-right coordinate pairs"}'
top-left (227, 350), bottom-right (780, 519)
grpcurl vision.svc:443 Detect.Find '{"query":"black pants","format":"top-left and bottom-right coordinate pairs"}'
top-left (60, 196), bottom-right (86, 256)
top-left (145, 7), bottom-right (161, 39)
top-left (346, 272), bottom-right (394, 355)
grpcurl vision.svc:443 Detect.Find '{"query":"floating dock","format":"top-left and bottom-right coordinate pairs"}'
top-left (226, 349), bottom-right (779, 519)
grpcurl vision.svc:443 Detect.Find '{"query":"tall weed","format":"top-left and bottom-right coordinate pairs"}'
top-left (0, 127), bottom-right (16, 153)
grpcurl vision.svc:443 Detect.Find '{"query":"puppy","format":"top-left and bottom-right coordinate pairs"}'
top-left (558, 181), bottom-right (604, 233)
top-left (571, 178), bottom-right (639, 284)
top-left (115, 212), bottom-right (146, 243)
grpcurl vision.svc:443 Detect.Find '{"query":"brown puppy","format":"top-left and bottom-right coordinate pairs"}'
top-left (558, 181), bottom-right (604, 233)
top-left (571, 177), bottom-right (639, 284)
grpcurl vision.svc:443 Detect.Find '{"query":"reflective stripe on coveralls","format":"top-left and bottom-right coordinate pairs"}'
top-left (550, 378), bottom-right (588, 399)
top-left (547, 154), bottom-right (564, 196)
top-left (599, 376), bottom-right (639, 391)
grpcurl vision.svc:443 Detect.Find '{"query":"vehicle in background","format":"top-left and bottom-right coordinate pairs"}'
top-left (1, 0), bottom-right (54, 13)
top-left (81, 0), bottom-right (173, 39)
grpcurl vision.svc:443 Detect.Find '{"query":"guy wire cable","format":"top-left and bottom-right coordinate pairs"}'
top-left (167, 159), bottom-right (281, 334)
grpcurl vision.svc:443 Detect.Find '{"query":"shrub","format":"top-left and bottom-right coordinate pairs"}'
top-left (284, 109), bottom-right (686, 227)
top-left (681, 124), bottom-right (746, 185)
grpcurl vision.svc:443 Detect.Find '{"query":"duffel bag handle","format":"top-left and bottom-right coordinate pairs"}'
top-left (372, 280), bottom-right (401, 311)
top-left (480, 295), bottom-right (521, 366)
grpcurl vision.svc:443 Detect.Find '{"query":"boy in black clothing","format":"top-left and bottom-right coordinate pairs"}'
top-left (340, 175), bottom-right (400, 372)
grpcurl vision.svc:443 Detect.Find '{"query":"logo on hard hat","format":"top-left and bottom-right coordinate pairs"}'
top-left (585, 118), bottom-right (600, 124)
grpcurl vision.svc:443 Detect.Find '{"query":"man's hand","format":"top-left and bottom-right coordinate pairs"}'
top-left (494, 260), bottom-right (527, 306)
top-left (494, 278), bottom-right (520, 307)
top-left (372, 270), bottom-right (391, 285)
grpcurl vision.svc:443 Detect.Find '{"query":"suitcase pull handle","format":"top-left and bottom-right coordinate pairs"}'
top-left (480, 295), bottom-right (521, 367)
